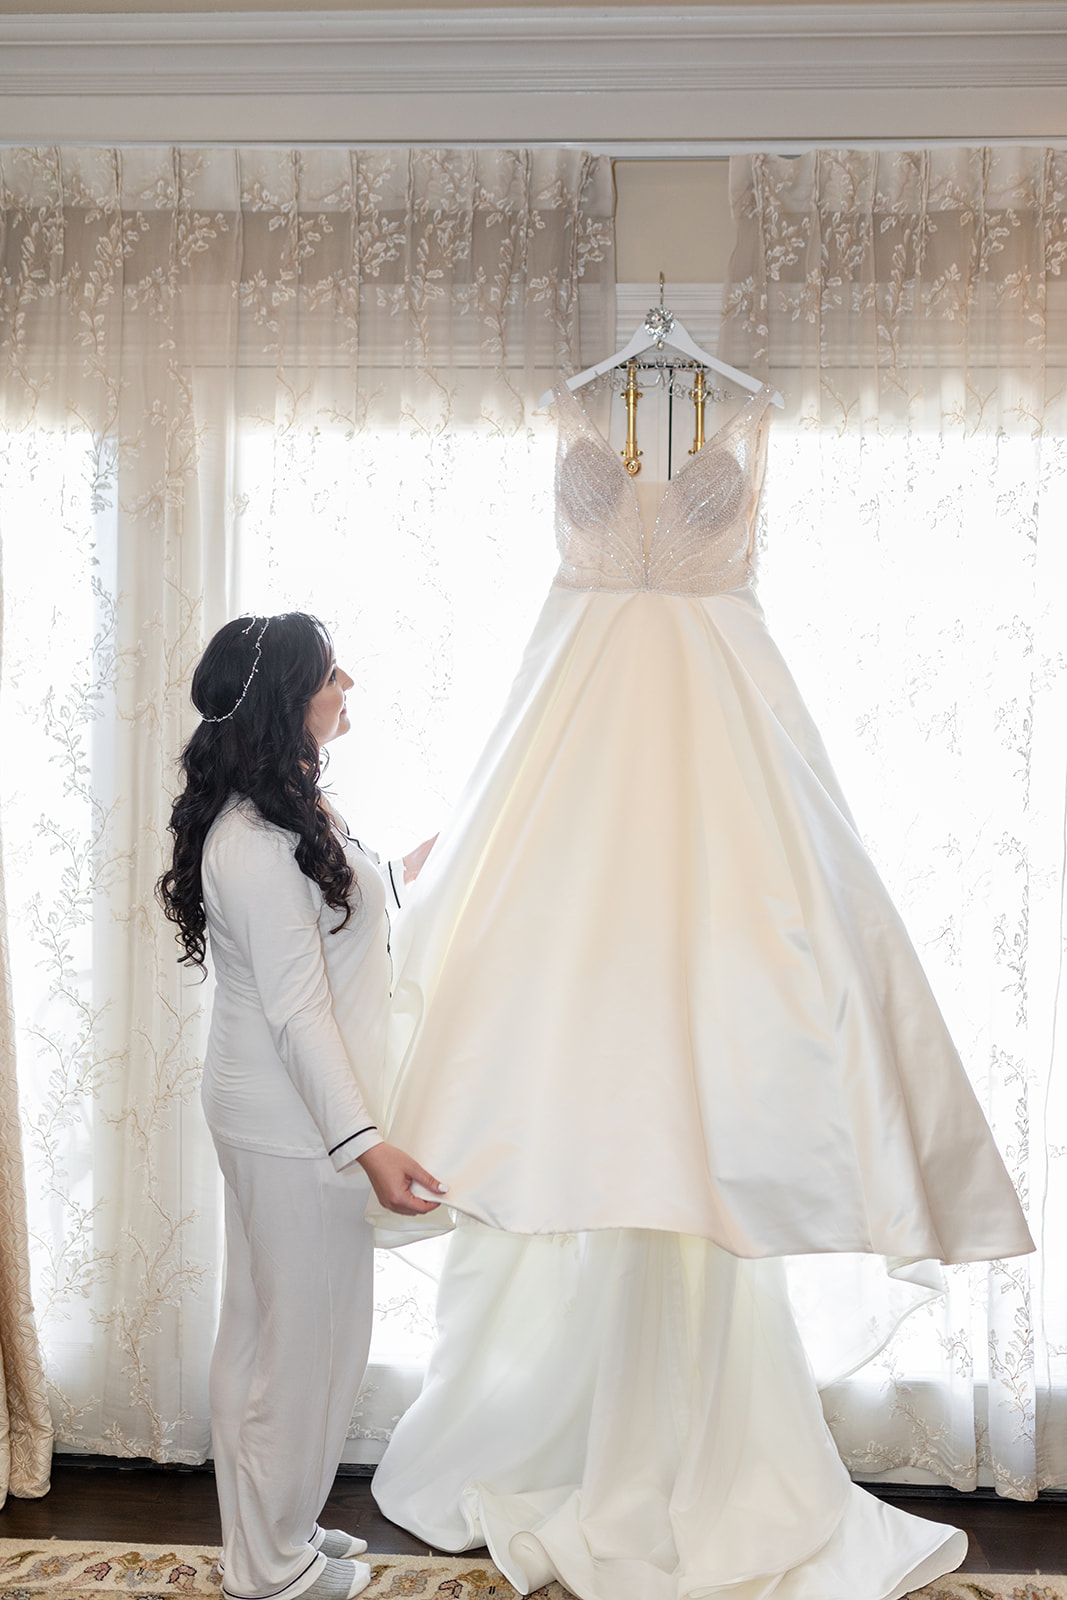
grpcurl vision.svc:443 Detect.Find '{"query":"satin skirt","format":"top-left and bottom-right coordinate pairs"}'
top-left (371, 584), bottom-right (1032, 1267)
top-left (368, 582), bottom-right (1014, 1596)
top-left (373, 1219), bottom-right (967, 1600)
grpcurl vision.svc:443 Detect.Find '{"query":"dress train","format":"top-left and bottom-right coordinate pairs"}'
top-left (373, 1220), bottom-right (967, 1600)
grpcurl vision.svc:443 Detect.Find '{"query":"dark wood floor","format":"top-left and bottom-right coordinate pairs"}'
top-left (1, 1462), bottom-right (1066, 1574)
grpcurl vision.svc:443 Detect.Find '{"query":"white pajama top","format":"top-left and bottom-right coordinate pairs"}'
top-left (201, 797), bottom-right (400, 1171)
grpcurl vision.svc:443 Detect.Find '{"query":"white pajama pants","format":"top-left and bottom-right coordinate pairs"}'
top-left (210, 1141), bottom-right (375, 1600)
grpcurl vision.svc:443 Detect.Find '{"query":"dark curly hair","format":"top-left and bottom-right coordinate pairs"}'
top-left (157, 612), bottom-right (356, 972)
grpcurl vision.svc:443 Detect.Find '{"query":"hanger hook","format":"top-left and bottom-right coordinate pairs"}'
top-left (659, 271), bottom-right (665, 309)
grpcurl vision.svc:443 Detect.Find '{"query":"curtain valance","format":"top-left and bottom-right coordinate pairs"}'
top-left (722, 147), bottom-right (1067, 430)
top-left (2, 145), bottom-right (614, 428)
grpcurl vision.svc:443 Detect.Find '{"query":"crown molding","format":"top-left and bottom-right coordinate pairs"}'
top-left (2, 5), bottom-right (1066, 95)
top-left (0, 4), bottom-right (1064, 144)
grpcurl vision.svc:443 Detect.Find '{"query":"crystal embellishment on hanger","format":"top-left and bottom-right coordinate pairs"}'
top-left (644, 306), bottom-right (675, 344)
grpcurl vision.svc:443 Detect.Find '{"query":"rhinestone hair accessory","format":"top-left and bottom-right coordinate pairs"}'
top-left (200, 616), bottom-right (270, 723)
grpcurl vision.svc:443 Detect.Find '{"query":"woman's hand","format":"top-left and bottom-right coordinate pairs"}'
top-left (402, 835), bottom-right (438, 884)
top-left (358, 1142), bottom-right (446, 1215)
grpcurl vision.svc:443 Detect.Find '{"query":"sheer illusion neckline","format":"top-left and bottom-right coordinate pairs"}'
top-left (554, 376), bottom-right (773, 535)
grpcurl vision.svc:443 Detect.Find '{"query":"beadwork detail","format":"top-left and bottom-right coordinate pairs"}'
top-left (551, 381), bottom-right (772, 597)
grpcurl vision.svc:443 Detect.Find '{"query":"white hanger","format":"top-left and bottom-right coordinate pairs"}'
top-left (538, 292), bottom-right (784, 411)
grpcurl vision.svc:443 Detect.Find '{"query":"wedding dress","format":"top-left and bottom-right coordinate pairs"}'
top-left (369, 380), bottom-right (1034, 1600)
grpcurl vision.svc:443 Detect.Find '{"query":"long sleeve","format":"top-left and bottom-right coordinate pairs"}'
top-left (204, 818), bottom-right (382, 1172)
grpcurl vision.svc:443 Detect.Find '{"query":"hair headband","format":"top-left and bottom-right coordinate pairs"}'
top-left (200, 616), bottom-right (271, 723)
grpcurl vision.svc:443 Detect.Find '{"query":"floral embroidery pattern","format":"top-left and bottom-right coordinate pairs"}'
top-left (720, 148), bottom-right (1067, 1499)
top-left (0, 145), bottom-right (613, 1461)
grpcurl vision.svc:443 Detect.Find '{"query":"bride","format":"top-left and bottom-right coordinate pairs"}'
top-left (368, 368), bottom-right (1034, 1600)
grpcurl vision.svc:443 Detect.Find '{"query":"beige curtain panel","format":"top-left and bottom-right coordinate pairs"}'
top-left (721, 145), bottom-right (1067, 428)
top-left (719, 147), bottom-right (1067, 1498)
top-left (0, 145), bottom-right (614, 1461)
top-left (0, 672), bottom-right (52, 1500)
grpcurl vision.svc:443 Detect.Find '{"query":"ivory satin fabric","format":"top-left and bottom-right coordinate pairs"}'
top-left (371, 581), bottom-right (1032, 1600)
top-left (370, 387), bottom-right (1033, 1598)
top-left (374, 1221), bottom-right (968, 1600)
top-left (374, 582), bottom-right (1033, 1265)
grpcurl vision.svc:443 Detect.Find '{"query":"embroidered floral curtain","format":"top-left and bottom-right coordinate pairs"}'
top-left (720, 146), bottom-right (1067, 1498)
top-left (0, 145), bottom-right (614, 1461)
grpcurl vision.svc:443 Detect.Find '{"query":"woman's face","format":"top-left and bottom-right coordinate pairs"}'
top-left (305, 659), bottom-right (354, 747)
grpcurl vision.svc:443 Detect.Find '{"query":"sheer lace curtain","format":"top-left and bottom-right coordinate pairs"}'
top-left (720, 147), bottom-right (1067, 1498)
top-left (0, 145), bottom-right (614, 1462)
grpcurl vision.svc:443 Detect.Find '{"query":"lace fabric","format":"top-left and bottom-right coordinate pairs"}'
top-left (719, 145), bottom-right (1067, 1499)
top-left (552, 380), bottom-right (773, 596)
top-left (0, 143), bottom-right (614, 1466)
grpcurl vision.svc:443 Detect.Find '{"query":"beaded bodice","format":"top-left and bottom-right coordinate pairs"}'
top-left (552, 379), bottom-right (773, 596)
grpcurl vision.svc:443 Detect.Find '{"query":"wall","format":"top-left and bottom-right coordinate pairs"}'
top-left (615, 160), bottom-right (734, 287)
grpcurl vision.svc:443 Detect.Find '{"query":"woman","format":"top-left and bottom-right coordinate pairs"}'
top-left (159, 612), bottom-right (444, 1600)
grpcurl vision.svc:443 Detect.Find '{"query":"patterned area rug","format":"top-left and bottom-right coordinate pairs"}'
top-left (0, 1539), bottom-right (1063, 1600)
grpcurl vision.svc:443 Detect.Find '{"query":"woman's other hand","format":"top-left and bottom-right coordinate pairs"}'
top-left (358, 1142), bottom-right (446, 1215)
top-left (402, 835), bottom-right (438, 884)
